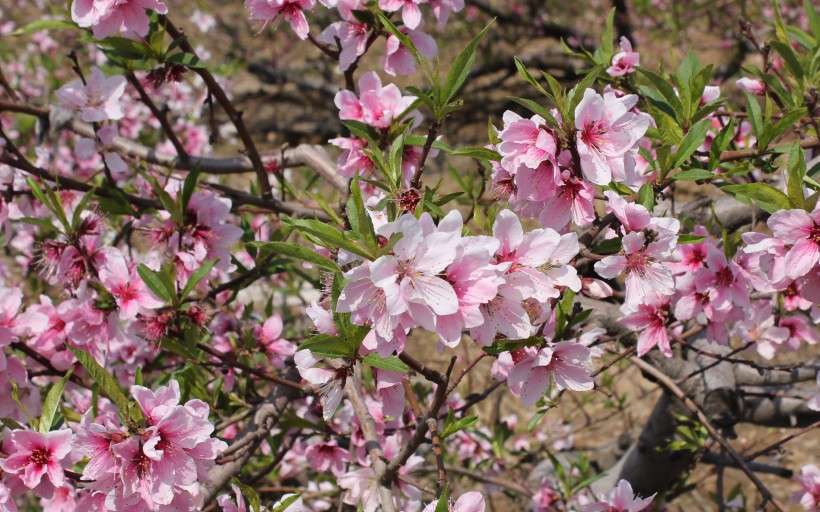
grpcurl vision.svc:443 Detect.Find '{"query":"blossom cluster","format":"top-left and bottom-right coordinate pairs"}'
top-left (0, 380), bottom-right (225, 511)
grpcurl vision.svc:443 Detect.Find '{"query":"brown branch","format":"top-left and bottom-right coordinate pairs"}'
top-left (347, 371), bottom-right (397, 512)
top-left (161, 17), bottom-right (274, 201)
top-left (628, 356), bottom-right (787, 512)
top-left (125, 72), bottom-right (188, 160)
top-left (384, 357), bottom-right (455, 480)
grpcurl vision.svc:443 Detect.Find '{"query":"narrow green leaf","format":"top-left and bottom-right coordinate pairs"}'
top-left (568, 64), bottom-right (606, 115)
top-left (180, 258), bottom-right (218, 300)
top-left (637, 183), bottom-right (655, 211)
top-left (166, 52), bottom-right (206, 69)
top-left (513, 57), bottom-right (551, 97)
top-left (440, 415), bottom-right (479, 438)
top-left (673, 118), bottom-right (712, 168)
top-left (593, 237), bottom-right (623, 255)
top-left (787, 142), bottom-right (807, 209)
top-left (672, 169), bottom-right (715, 181)
top-left (677, 234), bottom-right (706, 244)
top-left (248, 242), bottom-right (339, 272)
top-left (508, 96), bottom-right (560, 130)
top-left (299, 334), bottom-right (354, 359)
top-left (721, 183), bottom-right (792, 213)
top-left (181, 162), bottom-right (201, 213)
top-left (441, 19), bottom-right (494, 104)
top-left (745, 92), bottom-right (763, 140)
top-left (137, 264), bottom-right (173, 303)
top-left (39, 368), bottom-right (73, 433)
top-left (68, 347), bottom-right (130, 412)
top-left (12, 20), bottom-right (79, 36)
top-left (362, 354), bottom-right (409, 373)
top-left (284, 218), bottom-right (375, 260)
top-left (450, 147), bottom-right (501, 161)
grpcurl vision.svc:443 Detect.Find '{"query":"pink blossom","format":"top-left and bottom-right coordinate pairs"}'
top-left (793, 464), bottom-right (819, 511)
top-left (99, 250), bottom-right (165, 320)
top-left (217, 484), bottom-right (247, 512)
top-left (574, 89), bottom-right (649, 185)
top-left (295, 349), bottom-right (347, 421)
top-left (582, 479), bottom-right (655, 511)
top-left (317, 20), bottom-right (369, 71)
top-left (507, 341), bottom-right (593, 407)
top-left (75, 125), bottom-right (128, 178)
top-left (55, 67), bottom-right (127, 123)
top-left (422, 491), bottom-right (485, 512)
top-left (0, 482), bottom-right (17, 512)
top-left (72, 0), bottom-right (168, 38)
top-left (0, 429), bottom-right (73, 490)
top-left (379, 0), bottom-right (428, 30)
top-left (304, 439), bottom-right (352, 477)
top-left (607, 37), bottom-right (640, 77)
top-left (497, 111), bottom-right (558, 170)
top-left (255, 314), bottom-right (295, 368)
top-left (339, 467), bottom-right (382, 512)
top-left (368, 213), bottom-right (461, 330)
top-left (429, 0), bottom-right (464, 27)
top-left (335, 72), bottom-right (418, 130)
top-left (384, 28), bottom-right (437, 76)
top-left (767, 206), bottom-right (820, 279)
top-left (595, 231), bottom-right (676, 308)
top-left (619, 293), bottom-right (672, 357)
top-left (40, 484), bottom-right (76, 512)
top-left (245, 0), bottom-right (315, 39)
top-left (736, 77), bottom-right (766, 95)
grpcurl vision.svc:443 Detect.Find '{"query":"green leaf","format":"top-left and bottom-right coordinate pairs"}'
top-left (12, 20), bottom-right (79, 36)
top-left (248, 242), bottom-right (339, 272)
top-left (513, 57), bottom-right (551, 98)
top-left (806, 0), bottom-right (820, 40)
top-left (39, 368), bottom-right (73, 433)
top-left (362, 354), bottom-right (409, 373)
top-left (166, 52), bottom-right (206, 69)
top-left (341, 120), bottom-right (380, 141)
top-left (567, 64), bottom-right (606, 115)
top-left (441, 19), bottom-right (494, 104)
top-left (721, 183), bottom-right (792, 213)
top-left (592, 237), bottom-right (622, 255)
top-left (71, 187), bottom-right (98, 233)
top-left (708, 118), bottom-right (735, 171)
top-left (482, 337), bottom-right (539, 355)
top-left (98, 36), bottom-right (154, 59)
top-left (760, 107), bottom-right (808, 149)
top-left (772, 0), bottom-right (790, 44)
top-left (137, 264), bottom-right (173, 303)
top-left (180, 258), bottom-right (218, 300)
top-left (508, 96), bottom-right (560, 130)
top-left (677, 234), bottom-right (706, 244)
top-left (299, 334), bottom-right (354, 359)
top-left (271, 494), bottom-right (301, 512)
top-left (232, 481), bottom-right (262, 512)
top-left (67, 347), bottom-right (130, 412)
top-left (637, 68), bottom-right (683, 121)
top-left (786, 142), bottom-right (807, 209)
top-left (672, 118), bottom-right (712, 169)
top-left (181, 162), bottom-right (201, 213)
top-left (435, 483), bottom-right (451, 512)
top-left (768, 41), bottom-right (804, 81)
top-left (637, 183), bottom-right (655, 211)
top-left (350, 174), bottom-right (379, 250)
top-left (18, 216), bottom-right (56, 230)
top-left (450, 147), bottom-right (501, 161)
top-left (744, 92), bottom-right (763, 140)
top-left (284, 218), bottom-right (375, 260)
top-left (440, 415), bottom-right (479, 439)
top-left (672, 169), bottom-right (715, 181)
